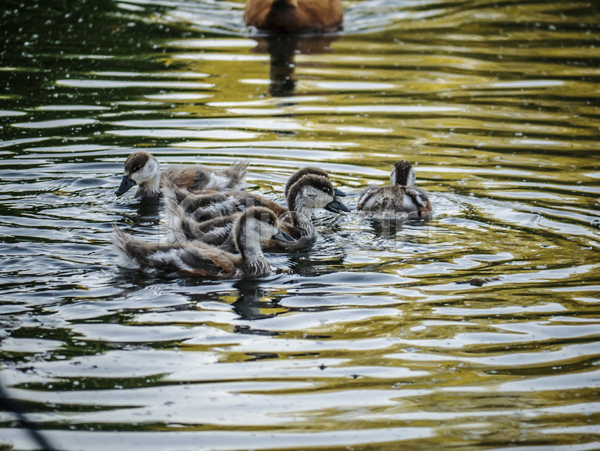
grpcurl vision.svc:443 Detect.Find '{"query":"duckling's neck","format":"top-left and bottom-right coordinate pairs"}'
top-left (136, 182), bottom-right (161, 200)
top-left (282, 211), bottom-right (315, 240)
top-left (288, 195), bottom-right (314, 220)
top-left (136, 169), bottom-right (161, 199)
top-left (391, 167), bottom-right (416, 187)
top-left (236, 228), bottom-right (265, 264)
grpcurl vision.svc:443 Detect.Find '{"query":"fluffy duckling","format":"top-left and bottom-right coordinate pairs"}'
top-left (357, 159), bottom-right (432, 218)
top-left (168, 174), bottom-right (349, 251)
top-left (284, 166), bottom-right (346, 198)
top-left (166, 166), bottom-right (344, 223)
top-left (112, 207), bottom-right (294, 278)
top-left (166, 204), bottom-right (238, 248)
top-left (114, 151), bottom-right (249, 201)
top-left (277, 173), bottom-right (349, 242)
top-left (163, 181), bottom-right (287, 223)
top-left (231, 173), bottom-right (349, 250)
top-left (244, 0), bottom-right (344, 33)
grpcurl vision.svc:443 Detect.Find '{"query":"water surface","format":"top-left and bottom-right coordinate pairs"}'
top-left (1, 0), bottom-right (600, 450)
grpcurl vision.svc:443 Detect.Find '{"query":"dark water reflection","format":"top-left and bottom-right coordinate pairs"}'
top-left (1, 0), bottom-right (600, 450)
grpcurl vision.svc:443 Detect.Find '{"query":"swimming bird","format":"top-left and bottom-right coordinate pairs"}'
top-left (114, 151), bottom-right (249, 202)
top-left (244, 0), bottom-right (344, 33)
top-left (162, 180), bottom-right (287, 223)
top-left (284, 166), bottom-right (346, 198)
top-left (270, 173), bottom-right (349, 248)
top-left (357, 159), bottom-right (432, 218)
top-left (165, 166), bottom-right (344, 223)
top-left (112, 207), bottom-right (294, 278)
top-left (166, 205), bottom-right (239, 248)
top-left (166, 173), bottom-right (350, 251)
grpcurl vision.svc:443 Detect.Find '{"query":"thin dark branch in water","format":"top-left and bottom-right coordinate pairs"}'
top-left (0, 378), bottom-right (57, 451)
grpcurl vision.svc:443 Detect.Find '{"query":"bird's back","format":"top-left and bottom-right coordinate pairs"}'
top-left (244, 0), bottom-right (343, 33)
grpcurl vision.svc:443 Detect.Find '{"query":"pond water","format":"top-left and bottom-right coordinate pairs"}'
top-left (1, 0), bottom-right (600, 449)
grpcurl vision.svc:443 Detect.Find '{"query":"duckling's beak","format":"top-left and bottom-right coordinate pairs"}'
top-left (334, 188), bottom-right (347, 197)
top-left (272, 229), bottom-right (295, 242)
top-left (115, 175), bottom-right (136, 197)
top-left (325, 197), bottom-right (350, 214)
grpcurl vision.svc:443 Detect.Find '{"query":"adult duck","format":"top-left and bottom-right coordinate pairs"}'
top-left (244, 0), bottom-right (344, 33)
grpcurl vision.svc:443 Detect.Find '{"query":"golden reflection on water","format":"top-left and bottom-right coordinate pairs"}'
top-left (0, 0), bottom-right (599, 450)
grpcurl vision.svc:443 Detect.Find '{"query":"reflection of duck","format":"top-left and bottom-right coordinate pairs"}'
top-left (357, 160), bottom-right (432, 218)
top-left (114, 151), bottom-right (248, 202)
top-left (232, 281), bottom-right (274, 321)
top-left (112, 207), bottom-right (294, 278)
top-left (251, 34), bottom-right (340, 97)
top-left (166, 173), bottom-right (349, 251)
top-left (244, 0), bottom-right (343, 33)
top-left (366, 218), bottom-right (404, 239)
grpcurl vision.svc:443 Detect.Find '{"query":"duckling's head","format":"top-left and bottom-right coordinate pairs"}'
top-left (390, 159), bottom-right (416, 187)
top-left (115, 151), bottom-right (161, 197)
top-left (287, 174), bottom-right (350, 215)
top-left (284, 167), bottom-right (346, 199)
top-left (233, 207), bottom-right (294, 255)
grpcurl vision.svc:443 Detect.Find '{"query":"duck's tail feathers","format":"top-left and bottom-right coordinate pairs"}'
top-left (223, 159), bottom-right (250, 190)
top-left (111, 225), bottom-right (142, 269)
top-left (165, 202), bottom-right (196, 245)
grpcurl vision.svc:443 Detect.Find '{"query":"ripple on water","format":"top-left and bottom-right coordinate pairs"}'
top-left (1, 0), bottom-right (600, 450)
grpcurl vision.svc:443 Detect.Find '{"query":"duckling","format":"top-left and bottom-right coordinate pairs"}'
top-left (268, 173), bottom-right (349, 249)
top-left (169, 174), bottom-right (349, 251)
top-left (162, 181), bottom-right (287, 223)
top-left (278, 173), bottom-right (349, 239)
top-left (114, 151), bottom-right (249, 201)
top-left (112, 207), bottom-right (294, 278)
top-left (165, 166), bottom-right (344, 223)
top-left (166, 203), bottom-right (238, 248)
top-left (284, 166), bottom-right (346, 198)
top-left (357, 159), bottom-right (432, 218)
top-left (244, 0), bottom-right (344, 34)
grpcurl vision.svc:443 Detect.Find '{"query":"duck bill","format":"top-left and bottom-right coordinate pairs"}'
top-left (325, 197), bottom-right (350, 214)
top-left (272, 229), bottom-right (295, 242)
top-left (115, 175), bottom-right (136, 197)
top-left (334, 187), bottom-right (347, 197)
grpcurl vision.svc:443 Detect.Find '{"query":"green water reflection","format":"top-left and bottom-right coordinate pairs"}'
top-left (0, 0), bottom-right (599, 450)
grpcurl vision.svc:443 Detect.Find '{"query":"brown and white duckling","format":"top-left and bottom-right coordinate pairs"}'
top-left (165, 166), bottom-right (344, 223)
top-left (244, 0), bottom-right (344, 34)
top-left (357, 159), bottom-right (432, 218)
top-left (165, 202), bottom-right (238, 248)
top-left (274, 173), bottom-right (349, 245)
top-left (112, 207), bottom-right (294, 279)
top-left (166, 186), bottom-right (287, 223)
top-left (284, 166), bottom-right (346, 199)
top-left (114, 151), bottom-right (249, 201)
top-left (166, 174), bottom-right (349, 251)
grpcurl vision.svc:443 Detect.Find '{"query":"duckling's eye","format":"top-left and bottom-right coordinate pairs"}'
top-left (322, 187), bottom-right (329, 193)
top-left (133, 165), bottom-right (142, 172)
